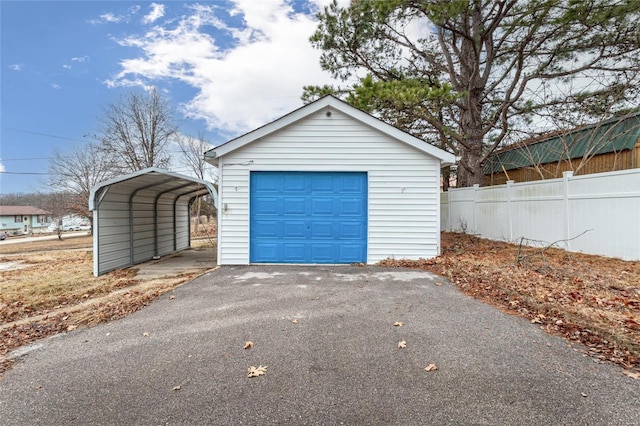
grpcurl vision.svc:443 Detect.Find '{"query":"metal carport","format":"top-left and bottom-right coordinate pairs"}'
top-left (89, 168), bottom-right (218, 277)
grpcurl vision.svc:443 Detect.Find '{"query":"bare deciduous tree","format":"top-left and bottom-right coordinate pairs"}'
top-left (176, 133), bottom-right (217, 232)
top-left (48, 143), bottom-right (119, 232)
top-left (99, 88), bottom-right (177, 172)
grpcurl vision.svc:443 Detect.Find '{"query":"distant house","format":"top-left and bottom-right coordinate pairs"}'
top-left (0, 206), bottom-right (52, 234)
top-left (485, 113), bottom-right (640, 185)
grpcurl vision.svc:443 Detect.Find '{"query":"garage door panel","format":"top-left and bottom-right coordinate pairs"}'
top-left (310, 244), bottom-right (333, 262)
top-left (283, 243), bottom-right (306, 262)
top-left (253, 173), bottom-right (282, 192)
top-left (311, 175), bottom-right (334, 192)
top-left (339, 244), bottom-right (364, 261)
top-left (252, 220), bottom-right (282, 238)
top-left (310, 221), bottom-right (333, 238)
top-left (339, 198), bottom-right (365, 215)
top-left (252, 197), bottom-right (279, 215)
top-left (284, 174), bottom-right (305, 192)
top-left (283, 221), bottom-right (306, 238)
top-left (252, 243), bottom-right (279, 263)
top-left (338, 222), bottom-right (365, 239)
top-left (250, 171), bottom-right (367, 264)
top-left (340, 176), bottom-right (365, 192)
top-left (311, 198), bottom-right (334, 215)
top-left (283, 197), bottom-right (305, 214)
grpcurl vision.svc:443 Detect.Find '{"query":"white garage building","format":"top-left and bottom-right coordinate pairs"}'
top-left (205, 95), bottom-right (455, 265)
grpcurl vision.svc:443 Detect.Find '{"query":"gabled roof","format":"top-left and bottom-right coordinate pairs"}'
top-left (89, 167), bottom-right (218, 210)
top-left (485, 112), bottom-right (640, 174)
top-left (204, 95), bottom-right (455, 164)
top-left (0, 206), bottom-right (51, 216)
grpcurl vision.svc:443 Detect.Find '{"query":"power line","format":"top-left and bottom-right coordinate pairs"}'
top-left (0, 126), bottom-right (88, 143)
top-left (1, 157), bottom-right (54, 162)
top-left (0, 171), bottom-right (51, 175)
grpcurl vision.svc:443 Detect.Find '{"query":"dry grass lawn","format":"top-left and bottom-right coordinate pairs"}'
top-left (0, 235), bottom-right (216, 376)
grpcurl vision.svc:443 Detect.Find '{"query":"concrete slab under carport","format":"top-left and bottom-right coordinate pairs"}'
top-left (132, 245), bottom-right (217, 280)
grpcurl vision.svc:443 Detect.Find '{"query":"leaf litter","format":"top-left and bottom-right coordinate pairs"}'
top-left (379, 232), bottom-right (640, 375)
top-left (247, 365), bottom-right (267, 378)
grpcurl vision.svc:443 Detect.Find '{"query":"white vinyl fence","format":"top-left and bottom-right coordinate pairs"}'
top-left (441, 169), bottom-right (640, 261)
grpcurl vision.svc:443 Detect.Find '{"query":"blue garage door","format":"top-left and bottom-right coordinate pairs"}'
top-left (250, 171), bottom-right (367, 263)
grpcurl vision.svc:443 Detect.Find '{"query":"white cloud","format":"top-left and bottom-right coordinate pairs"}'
top-left (88, 12), bottom-right (125, 25)
top-left (102, 13), bottom-right (123, 22)
top-left (143, 3), bottom-right (165, 24)
top-left (9, 64), bottom-right (22, 71)
top-left (0, 162), bottom-right (5, 173)
top-left (51, 83), bottom-right (61, 89)
top-left (106, 0), bottom-right (349, 137)
top-left (71, 56), bottom-right (89, 62)
top-left (63, 64), bottom-right (72, 69)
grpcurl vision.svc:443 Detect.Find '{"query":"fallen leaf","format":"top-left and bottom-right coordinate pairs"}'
top-left (142, 332), bottom-right (149, 337)
top-left (172, 385), bottom-right (181, 391)
top-left (424, 364), bottom-right (438, 372)
top-left (291, 319), bottom-right (299, 324)
top-left (581, 392), bottom-right (587, 398)
top-left (243, 341), bottom-right (254, 349)
top-left (247, 365), bottom-right (267, 378)
top-left (66, 325), bottom-right (77, 331)
top-left (623, 371), bottom-right (640, 380)
top-left (393, 322), bottom-right (404, 327)
top-left (169, 295), bottom-right (175, 300)
top-left (435, 282), bottom-right (442, 286)
top-left (398, 341), bottom-right (407, 349)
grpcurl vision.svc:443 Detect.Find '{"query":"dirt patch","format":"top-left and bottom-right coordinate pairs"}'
top-left (379, 232), bottom-right (640, 374)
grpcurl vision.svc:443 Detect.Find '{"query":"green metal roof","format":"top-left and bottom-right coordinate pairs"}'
top-left (485, 113), bottom-right (640, 174)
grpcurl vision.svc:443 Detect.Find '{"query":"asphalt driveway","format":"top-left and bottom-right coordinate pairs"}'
top-left (1, 266), bottom-right (639, 425)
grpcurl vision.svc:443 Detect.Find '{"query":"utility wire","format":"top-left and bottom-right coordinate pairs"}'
top-left (0, 126), bottom-right (89, 143)
top-left (0, 171), bottom-right (51, 175)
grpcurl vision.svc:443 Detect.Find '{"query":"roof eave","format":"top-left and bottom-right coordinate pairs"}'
top-left (204, 96), bottom-right (456, 164)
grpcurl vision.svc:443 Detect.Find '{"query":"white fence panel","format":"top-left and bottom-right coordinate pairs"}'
top-left (447, 186), bottom-right (475, 232)
top-left (442, 169), bottom-right (640, 261)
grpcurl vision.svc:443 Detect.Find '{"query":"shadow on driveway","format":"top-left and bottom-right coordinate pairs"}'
top-left (1, 265), bottom-right (638, 424)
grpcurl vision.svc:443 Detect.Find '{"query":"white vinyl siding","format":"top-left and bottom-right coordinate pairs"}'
top-left (218, 107), bottom-right (441, 265)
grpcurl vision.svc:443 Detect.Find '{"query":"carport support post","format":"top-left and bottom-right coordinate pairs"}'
top-left (92, 208), bottom-right (99, 277)
top-left (174, 200), bottom-right (178, 252)
top-left (129, 195), bottom-right (135, 266)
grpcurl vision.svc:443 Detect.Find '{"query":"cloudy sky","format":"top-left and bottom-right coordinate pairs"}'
top-left (0, 0), bottom-right (346, 194)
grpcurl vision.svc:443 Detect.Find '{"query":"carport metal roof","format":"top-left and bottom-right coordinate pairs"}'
top-left (89, 168), bottom-right (218, 276)
top-left (89, 168), bottom-right (217, 211)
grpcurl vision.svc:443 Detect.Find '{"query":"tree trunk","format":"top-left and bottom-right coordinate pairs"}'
top-left (442, 166), bottom-right (451, 192)
top-left (457, 143), bottom-right (485, 187)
